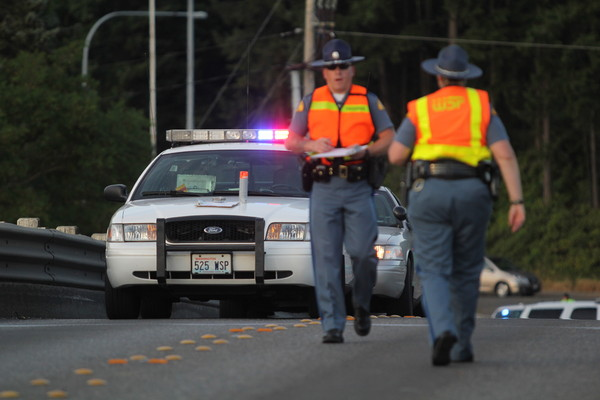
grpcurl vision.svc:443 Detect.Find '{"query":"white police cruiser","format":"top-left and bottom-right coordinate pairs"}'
top-left (103, 129), bottom-right (417, 319)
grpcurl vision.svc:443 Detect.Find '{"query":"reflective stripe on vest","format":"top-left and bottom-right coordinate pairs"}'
top-left (410, 86), bottom-right (492, 167)
top-left (308, 85), bottom-right (374, 148)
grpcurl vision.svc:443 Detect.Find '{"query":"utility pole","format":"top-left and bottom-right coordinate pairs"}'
top-left (303, 0), bottom-right (315, 96)
top-left (149, 0), bottom-right (157, 157)
top-left (186, 0), bottom-right (195, 129)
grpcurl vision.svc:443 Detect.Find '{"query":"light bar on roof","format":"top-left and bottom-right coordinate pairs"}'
top-left (166, 129), bottom-right (289, 143)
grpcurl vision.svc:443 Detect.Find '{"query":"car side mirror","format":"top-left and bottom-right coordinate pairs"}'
top-left (104, 184), bottom-right (128, 202)
top-left (393, 206), bottom-right (407, 222)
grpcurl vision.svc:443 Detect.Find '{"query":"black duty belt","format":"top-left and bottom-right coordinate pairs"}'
top-left (312, 162), bottom-right (368, 182)
top-left (412, 160), bottom-right (478, 180)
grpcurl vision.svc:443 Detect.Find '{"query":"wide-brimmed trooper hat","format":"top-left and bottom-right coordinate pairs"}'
top-left (309, 39), bottom-right (365, 68)
top-left (421, 44), bottom-right (482, 80)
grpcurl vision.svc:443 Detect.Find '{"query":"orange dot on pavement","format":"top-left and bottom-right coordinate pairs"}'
top-left (165, 355), bottom-right (182, 361)
top-left (156, 346), bottom-right (173, 351)
top-left (107, 359), bottom-right (128, 365)
top-left (0, 391), bottom-right (20, 398)
top-left (213, 339), bottom-right (229, 344)
top-left (236, 334), bottom-right (253, 339)
top-left (147, 358), bottom-right (168, 364)
top-left (201, 334), bottom-right (217, 339)
top-left (241, 326), bottom-right (255, 331)
top-left (46, 390), bottom-right (68, 398)
top-left (346, 316), bottom-right (355, 321)
top-left (293, 324), bottom-right (307, 328)
top-left (256, 328), bottom-right (272, 332)
top-left (300, 319), bottom-right (312, 322)
top-left (195, 345), bottom-right (212, 351)
top-left (273, 326), bottom-right (287, 331)
top-left (180, 339), bottom-right (196, 345)
top-left (129, 355), bottom-right (147, 361)
top-left (73, 368), bottom-right (93, 375)
top-left (309, 321), bottom-right (321, 325)
top-left (30, 378), bottom-right (50, 386)
top-left (229, 328), bottom-right (243, 333)
top-left (86, 379), bottom-right (106, 386)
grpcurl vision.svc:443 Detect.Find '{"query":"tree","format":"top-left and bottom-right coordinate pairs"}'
top-left (0, 43), bottom-right (150, 234)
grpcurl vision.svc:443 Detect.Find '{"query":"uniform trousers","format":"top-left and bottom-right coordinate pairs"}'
top-left (309, 177), bottom-right (378, 333)
top-left (408, 177), bottom-right (492, 360)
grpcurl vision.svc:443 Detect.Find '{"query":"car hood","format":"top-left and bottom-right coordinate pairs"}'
top-left (110, 196), bottom-right (310, 225)
top-left (376, 226), bottom-right (411, 246)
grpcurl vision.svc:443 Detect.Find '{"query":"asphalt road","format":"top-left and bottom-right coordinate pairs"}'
top-left (0, 283), bottom-right (599, 399)
top-left (1, 316), bottom-right (599, 400)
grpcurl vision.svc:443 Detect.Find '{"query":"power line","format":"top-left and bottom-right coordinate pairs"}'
top-left (197, 0), bottom-right (284, 128)
top-left (336, 30), bottom-right (600, 52)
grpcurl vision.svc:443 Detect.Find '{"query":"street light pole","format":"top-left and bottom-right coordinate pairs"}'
top-left (80, 9), bottom-right (208, 155)
top-left (81, 10), bottom-right (207, 81)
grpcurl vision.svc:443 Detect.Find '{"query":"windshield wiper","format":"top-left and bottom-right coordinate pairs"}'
top-left (141, 190), bottom-right (205, 197)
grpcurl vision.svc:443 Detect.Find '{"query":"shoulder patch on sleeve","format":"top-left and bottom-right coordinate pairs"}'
top-left (296, 101), bottom-right (305, 112)
top-left (377, 99), bottom-right (385, 111)
top-left (491, 107), bottom-right (498, 116)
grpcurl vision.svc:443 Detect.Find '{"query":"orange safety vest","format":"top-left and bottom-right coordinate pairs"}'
top-left (407, 86), bottom-right (492, 167)
top-left (308, 85), bottom-right (375, 148)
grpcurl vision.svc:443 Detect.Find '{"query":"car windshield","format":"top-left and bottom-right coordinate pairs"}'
top-left (131, 149), bottom-right (308, 200)
top-left (374, 190), bottom-right (399, 227)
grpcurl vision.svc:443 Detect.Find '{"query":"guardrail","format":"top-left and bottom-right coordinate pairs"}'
top-left (0, 221), bottom-right (106, 290)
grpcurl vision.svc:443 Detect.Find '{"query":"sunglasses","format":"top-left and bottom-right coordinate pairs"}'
top-left (326, 63), bottom-right (351, 70)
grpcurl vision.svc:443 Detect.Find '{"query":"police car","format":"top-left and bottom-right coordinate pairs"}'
top-left (103, 129), bottom-right (417, 319)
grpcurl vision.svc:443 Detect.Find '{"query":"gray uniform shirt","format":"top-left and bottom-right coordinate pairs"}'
top-left (289, 89), bottom-right (394, 139)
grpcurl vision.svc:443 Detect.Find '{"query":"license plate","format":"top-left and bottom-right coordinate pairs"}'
top-left (191, 254), bottom-right (232, 274)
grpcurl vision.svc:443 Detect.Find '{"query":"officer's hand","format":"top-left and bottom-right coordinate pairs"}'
top-left (508, 204), bottom-right (526, 233)
top-left (351, 146), bottom-right (368, 160)
top-left (307, 137), bottom-right (334, 153)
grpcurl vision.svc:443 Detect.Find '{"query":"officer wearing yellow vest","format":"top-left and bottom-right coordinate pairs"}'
top-left (388, 44), bottom-right (526, 365)
top-left (285, 39), bottom-right (394, 344)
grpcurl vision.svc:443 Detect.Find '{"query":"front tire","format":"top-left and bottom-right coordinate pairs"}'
top-left (386, 256), bottom-right (415, 316)
top-left (495, 281), bottom-right (511, 298)
top-left (105, 277), bottom-right (140, 319)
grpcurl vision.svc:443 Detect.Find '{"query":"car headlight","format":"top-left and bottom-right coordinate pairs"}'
top-left (266, 223), bottom-right (308, 240)
top-left (108, 224), bottom-right (157, 242)
top-left (374, 245), bottom-right (404, 260)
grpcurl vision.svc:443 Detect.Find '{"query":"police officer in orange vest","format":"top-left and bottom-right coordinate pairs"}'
top-left (286, 39), bottom-right (394, 344)
top-left (388, 44), bottom-right (526, 365)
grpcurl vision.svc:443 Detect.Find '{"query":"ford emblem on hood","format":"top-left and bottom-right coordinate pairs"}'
top-left (204, 226), bottom-right (223, 234)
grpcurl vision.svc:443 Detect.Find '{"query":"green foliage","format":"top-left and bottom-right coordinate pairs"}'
top-left (0, 42), bottom-right (150, 234)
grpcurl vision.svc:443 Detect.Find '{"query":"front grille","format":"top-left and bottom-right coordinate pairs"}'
top-left (165, 219), bottom-right (256, 242)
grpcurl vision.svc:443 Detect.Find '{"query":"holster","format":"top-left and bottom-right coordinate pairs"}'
top-left (476, 161), bottom-right (500, 200)
top-left (367, 155), bottom-right (388, 189)
top-left (301, 159), bottom-right (317, 192)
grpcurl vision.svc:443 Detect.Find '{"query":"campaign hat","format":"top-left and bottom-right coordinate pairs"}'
top-left (421, 44), bottom-right (482, 79)
top-left (309, 39), bottom-right (365, 68)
